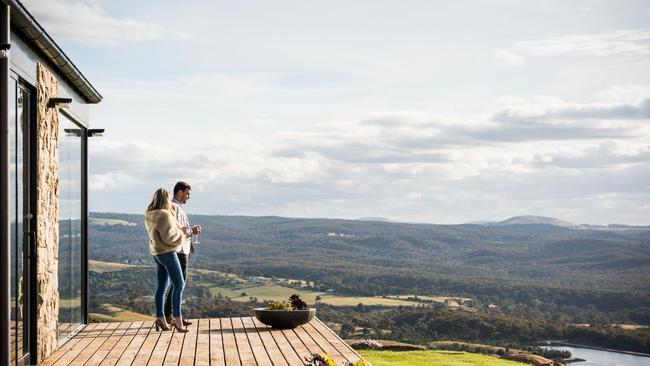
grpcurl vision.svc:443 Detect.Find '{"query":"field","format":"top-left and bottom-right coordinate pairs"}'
top-left (207, 283), bottom-right (428, 307)
top-left (574, 323), bottom-right (650, 330)
top-left (359, 350), bottom-right (527, 366)
top-left (89, 260), bottom-right (151, 273)
top-left (91, 259), bottom-right (469, 308)
top-left (89, 304), bottom-right (154, 322)
top-left (59, 298), bottom-right (82, 309)
top-left (89, 218), bottom-right (137, 226)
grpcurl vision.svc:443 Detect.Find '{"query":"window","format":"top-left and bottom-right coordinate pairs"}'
top-left (57, 112), bottom-right (85, 342)
top-left (9, 77), bottom-right (32, 365)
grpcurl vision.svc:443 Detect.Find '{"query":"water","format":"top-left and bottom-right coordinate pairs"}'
top-left (545, 346), bottom-right (650, 366)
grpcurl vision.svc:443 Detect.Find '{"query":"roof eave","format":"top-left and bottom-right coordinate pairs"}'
top-left (4, 0), bottom-right (102, 103)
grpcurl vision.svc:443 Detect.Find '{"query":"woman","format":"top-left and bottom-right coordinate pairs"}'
top-left (145, 188), bottom-right (190, 332)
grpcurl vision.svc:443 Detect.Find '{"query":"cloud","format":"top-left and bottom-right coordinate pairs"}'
top-left (87, 87), bottom-right (650, 225)
top-left (495, 29), bottom-right (650, 65)
top-left (531, 142), bottom-right (650, 169)
top-left (493, 49), bottom-right (524, 66)
top-left (22, 0), bottom-right (183, 45)
top-left (478, 98), bottom-right (650, 142)
top-left (516, 29), bottom-right (650, 57)
top-left (495, 98), bottom-right (650, 122)
top-left (596, 85), bottom-right (650, 104)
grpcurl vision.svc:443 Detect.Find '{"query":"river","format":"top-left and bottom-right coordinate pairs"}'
top-left (545, 346), bottom-right (650, 366)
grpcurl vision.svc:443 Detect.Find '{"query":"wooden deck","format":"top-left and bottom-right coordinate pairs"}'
top-left (40, 317), bottom-right (369, 366)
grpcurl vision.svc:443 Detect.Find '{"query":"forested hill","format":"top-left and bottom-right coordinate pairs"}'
top-left (89, 212), bottom-right (650, 295)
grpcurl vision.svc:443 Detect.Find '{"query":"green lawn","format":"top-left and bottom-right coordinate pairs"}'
top-left (208, 284), bottom-right (428, 307)
top-left (359, 350), bottom-right (527, 366)
top-left (91, 260), bottom-right (452, 308)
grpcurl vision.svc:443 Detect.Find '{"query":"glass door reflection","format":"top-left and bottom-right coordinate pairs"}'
top-left (57, 113), bottom-right (84, 342)
top-left (10, 78), bottom-right (31, 365)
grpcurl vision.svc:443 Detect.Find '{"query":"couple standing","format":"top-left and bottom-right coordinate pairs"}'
top-left (144, 181), bottom-right (202, 332)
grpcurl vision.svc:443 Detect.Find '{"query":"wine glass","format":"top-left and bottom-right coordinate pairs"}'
top-left (192, 225), bottom-right (201, 245)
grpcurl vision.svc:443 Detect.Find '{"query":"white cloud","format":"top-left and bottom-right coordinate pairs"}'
top-left (64, 1), bottom-right (650, 225)
top-left (22, 0), bottom-right (184, 45)
top-left (495, 29), bottom-right (650, 65)
top-left (515, 29), bottom-right (650, 57)
top-left (596, 85), bottom-right (650, 104)
top-left (493, 48), bottom-right (524, 66)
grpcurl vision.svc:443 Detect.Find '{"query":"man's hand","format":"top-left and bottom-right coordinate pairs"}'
top-left (192, 225), bottom-right (202, 235)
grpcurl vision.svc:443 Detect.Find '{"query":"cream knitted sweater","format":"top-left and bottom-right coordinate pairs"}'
top-left (144, 209), bottom-right (185, 256)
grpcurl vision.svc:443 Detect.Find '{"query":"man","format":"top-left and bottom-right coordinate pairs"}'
top-left (164, 181), bottom-right (202, 325)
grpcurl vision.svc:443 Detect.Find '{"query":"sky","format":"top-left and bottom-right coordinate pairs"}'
top-left (22, 0), bottom-right (650, 225)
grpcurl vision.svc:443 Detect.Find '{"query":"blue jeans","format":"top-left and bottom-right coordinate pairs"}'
top-left (153, 252), bottom-right (185, 317)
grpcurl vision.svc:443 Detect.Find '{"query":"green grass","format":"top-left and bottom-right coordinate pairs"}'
top-left (318, 294), bottom-right (421, 306)
top-left (359, 350), bottom-right (527, 366)
top-left (92, 260), bottom-right (463, 310)
top-left (92, 260), bottom-right (455, 308)
top-left (386, 294), bottom-right (472, 303)
top-left (208, 284), bottom-right (428, 307)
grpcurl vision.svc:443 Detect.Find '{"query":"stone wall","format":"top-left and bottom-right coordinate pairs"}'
top-left (35, 62), bottom-right (60, 361)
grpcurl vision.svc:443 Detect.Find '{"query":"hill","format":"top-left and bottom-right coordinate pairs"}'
top-left (87, 212), bottom-right (650, 354)
top-left (491, 215), bottom-right (577, 227)
top-left (89, 212), bottom-right (650, 293)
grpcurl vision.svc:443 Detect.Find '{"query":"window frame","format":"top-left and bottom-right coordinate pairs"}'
top-left (56, 109), bottom-right (88, 345)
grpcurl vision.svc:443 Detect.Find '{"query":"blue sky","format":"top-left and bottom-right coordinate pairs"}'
top-left (23, 0), bottom-right (650, 225)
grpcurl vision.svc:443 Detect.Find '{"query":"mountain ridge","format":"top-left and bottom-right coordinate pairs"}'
top-left (90, 211), bottom-right (647, 228)
top-left (88, 211), bottom-right (650, 293)
top-left (491, 215), bottom-right (576, 227)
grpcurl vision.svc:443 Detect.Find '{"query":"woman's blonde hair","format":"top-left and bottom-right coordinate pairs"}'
top-left (147, 188), bottom-right (173, 211)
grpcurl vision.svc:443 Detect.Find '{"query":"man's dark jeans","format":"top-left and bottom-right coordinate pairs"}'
top-left (164, 252), bottom-right (188, 317)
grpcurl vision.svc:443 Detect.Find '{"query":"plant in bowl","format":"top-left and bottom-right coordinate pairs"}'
top-left (254, 294), bottom-right (316, 329)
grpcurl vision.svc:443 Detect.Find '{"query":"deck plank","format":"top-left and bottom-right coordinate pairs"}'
top-left (312, 318), bottom-right (366, 363)
top-left (50, 323), bottom-right (104, 366)
top-left (280, 326), bottom-right (318, 363)
top-left (241, 317), bottom-right (273, 366)
top-left (100, 321), bottom-right (145, 366)
top-left (115, 321), bottom-right (155, 366)
top-left (209, 318), bottom-right (226, 366)
top-left (162, 325), bottom-right (186, 366)
top-left (83, 322), bottom-right (133, 366)
top-left (39, 323), bottom-right (97, 366)
top-left (69, 322), bottom-right (118, 366)
top-left (251, 317), bottom-right (297, 366)
top-left (231, 317), bottom-right (256, 366)
top-left (147, 325), bottom-right (174, 366)
top-left (194, 318), bottom-right (211, 366)
top-left (292, 324), bottom-right (326, 356)
top-left (131, 322), bottom-right (163, 366)
top-left (178, 318), bottom-right (199, 366)
top-left (302, 322), bottom-right (350, 366)
top-left (220, 318), bottom-right (241, 366)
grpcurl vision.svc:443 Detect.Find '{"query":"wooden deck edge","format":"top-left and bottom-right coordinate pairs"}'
top-left (313, 317), bottom-right (373, 366)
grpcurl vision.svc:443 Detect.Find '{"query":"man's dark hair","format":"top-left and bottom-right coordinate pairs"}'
top-left (173, 181), bottom-right (191, 195)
